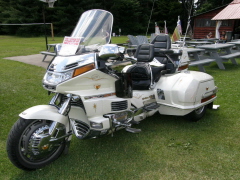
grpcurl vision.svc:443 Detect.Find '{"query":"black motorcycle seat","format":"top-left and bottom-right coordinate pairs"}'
top-left (151, 65), bottom-right (165, 82)
top-left (127, 44), bottom-right (167, 90)
top-left (127, 62), bottom-right (151, 90)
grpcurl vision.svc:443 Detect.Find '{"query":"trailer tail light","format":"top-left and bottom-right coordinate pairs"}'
top-left (178, 64), bottom-right (189, 71)
top-left (201, 94), bottom-right (216, 103)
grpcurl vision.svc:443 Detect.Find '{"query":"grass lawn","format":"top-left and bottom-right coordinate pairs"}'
top-left (0, 35), bottom-right (240, 180)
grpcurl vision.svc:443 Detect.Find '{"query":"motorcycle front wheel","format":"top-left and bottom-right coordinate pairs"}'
top-left (6, 118), bottom-right (66, 171)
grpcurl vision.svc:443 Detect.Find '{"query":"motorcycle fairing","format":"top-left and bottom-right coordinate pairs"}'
top-left (55, 69), bottom-right (117, 95)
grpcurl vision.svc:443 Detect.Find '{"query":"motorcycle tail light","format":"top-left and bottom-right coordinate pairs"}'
top-left (73, 63), bottom-right (95, 77)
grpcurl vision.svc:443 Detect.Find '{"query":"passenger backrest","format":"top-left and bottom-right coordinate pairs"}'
top-left (134, 44), bottom-right (154, 62)
top-left (150, 34), bottom-right (171, 64)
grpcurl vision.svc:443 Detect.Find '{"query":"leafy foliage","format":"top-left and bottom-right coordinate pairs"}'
top-left (0, 0), bottom-right (183, 36)
top-left (194, 0), bottom-right (233, 15)
top-left (0, 0), bottom-right (235, 36)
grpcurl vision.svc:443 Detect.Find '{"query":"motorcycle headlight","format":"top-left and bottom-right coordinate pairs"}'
top-left (44, 70), bottom-right (74, 86)
top-left (43, 63), bottom-right (95, 86)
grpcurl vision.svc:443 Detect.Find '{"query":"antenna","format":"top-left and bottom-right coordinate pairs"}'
top-left (146, 0), bottom-right (156, 36)
top-left (182, 0), bottom-right (194, 48)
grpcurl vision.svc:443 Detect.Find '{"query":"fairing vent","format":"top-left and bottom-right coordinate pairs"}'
top-left (111, 100), bottom-right (128, 111)
top-left (72, 120), bottom-right (90, 139)
top-left (64, 62), bottom-right (79, 70)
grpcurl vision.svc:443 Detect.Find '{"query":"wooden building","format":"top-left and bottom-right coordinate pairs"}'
top-left (192, 5), bottom-right (236, 39)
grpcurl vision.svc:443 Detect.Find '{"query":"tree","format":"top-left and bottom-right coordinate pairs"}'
top-left (194, 0), bottom-right (233, 15)
top-left (152, 0), bottom-right (184, 34)
top-left (110, 0), bottom-right (147, 35)
top-left (0, 0), bottom-right (49, 36)
top-left (0, 0), bottom-right (186, 36)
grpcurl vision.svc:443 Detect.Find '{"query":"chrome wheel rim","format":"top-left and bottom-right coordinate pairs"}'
top-left (195, 106), bottom-right (205, 115)
top-left (19, 120), bottom-right (61, 162)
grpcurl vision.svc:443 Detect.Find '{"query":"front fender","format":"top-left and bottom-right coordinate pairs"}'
top-left (19, 105), bottom-right (69, 126)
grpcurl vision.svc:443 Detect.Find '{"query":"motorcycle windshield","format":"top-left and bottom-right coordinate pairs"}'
top-left (71, 9), bottom-right (113, 50)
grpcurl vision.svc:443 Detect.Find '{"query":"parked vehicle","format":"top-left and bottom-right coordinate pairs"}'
top-left (6, 9), bottom-right (218, 170)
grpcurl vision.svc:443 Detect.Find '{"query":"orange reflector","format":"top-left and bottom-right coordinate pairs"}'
top-left (178, 64), bottom-right (189, 71)
top-left (201, 94), bottom-right (216, 103)
top-left (42, 144), bottom-right (49, 150)
top-left (73, 63), bottom-right (95, 77)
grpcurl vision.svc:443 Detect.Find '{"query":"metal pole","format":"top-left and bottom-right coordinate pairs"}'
top-left (42, 5), bottom-right (48, 50)
top-left (51, 23), bottom-right (54, 40)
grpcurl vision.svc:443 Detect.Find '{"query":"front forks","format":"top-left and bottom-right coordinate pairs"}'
top-left (49, 93), bottom-right (72, 116)
top-left (49, 93), bottom-right (73, 152)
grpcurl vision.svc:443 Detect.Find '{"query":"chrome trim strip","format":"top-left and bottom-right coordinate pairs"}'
top-left (58, 94), bottom-right (72, 115)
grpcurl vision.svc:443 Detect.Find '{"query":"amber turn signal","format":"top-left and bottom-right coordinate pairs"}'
top-left (73, 63), bottom-right (95, 77)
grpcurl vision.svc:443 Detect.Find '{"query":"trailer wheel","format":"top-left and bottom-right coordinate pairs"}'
top-left (187, 105), bottom-right (207, 122)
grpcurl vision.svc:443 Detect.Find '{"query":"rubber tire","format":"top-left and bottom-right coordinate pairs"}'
top-left (187, 105), bottom-right (207, 122)
top-left (6, 118), bottom-right (66, 171)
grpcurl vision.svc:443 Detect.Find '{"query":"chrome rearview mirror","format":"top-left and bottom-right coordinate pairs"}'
top-left (99, 44), bottom-right (122, 60)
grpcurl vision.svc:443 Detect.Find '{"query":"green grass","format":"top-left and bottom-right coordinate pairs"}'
top-left (1, 35), bottom-right (240, 180)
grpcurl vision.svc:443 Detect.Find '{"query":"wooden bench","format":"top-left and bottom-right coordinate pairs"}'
top-left (40, 51), bottom-right (56, 62)
top-left (189, 58), bottom-right (215, 72)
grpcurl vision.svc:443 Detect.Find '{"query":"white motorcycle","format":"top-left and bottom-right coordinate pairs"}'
top-left (7, 9), bottom-right (218, 170)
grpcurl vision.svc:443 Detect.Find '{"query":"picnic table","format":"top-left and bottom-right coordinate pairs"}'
top-left (180, 37), bottom-right (191, 41)
top-left (230, 39), bottom-right (240, 42)
top-left (127, 35), bottom-right (149, 48)
top-left (199, 43), bottom-right (238, 70)
top-left (172, 48), bottom-right (215, 72)
top-left (40, 44), bottom-right (57, 61)
top-left (228, 41), bottom-right (240, 49)
top-left (192, 38), bottom-right (219, 42)
top-left (185, 41), bottom-right (213, 47)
